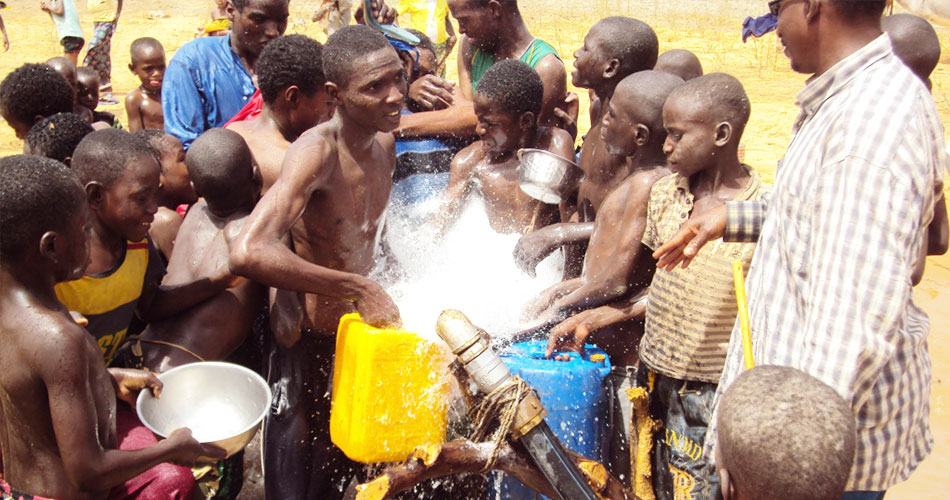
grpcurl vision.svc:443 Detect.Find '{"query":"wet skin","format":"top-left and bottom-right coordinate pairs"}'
top-left (227, 0), bottom-right (290, 75)
top-left (231, 46), bottom-right (407, 331)
top-left (125, 45), bottom-right (167, 132)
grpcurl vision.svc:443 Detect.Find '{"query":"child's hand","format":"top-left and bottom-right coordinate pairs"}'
top-left (108, 368), bottom-right (162, 406)
top-left (409, 75), bottom-right (455, 110)
top-left (513, 228), bottom-right (560, 278)
top-left (553, 92), bottom-right (580, 139)
top-left (165, 428), bottom-right (228, 465)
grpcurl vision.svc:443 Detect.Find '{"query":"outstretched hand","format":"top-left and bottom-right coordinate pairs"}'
top-left (652, 205), bottom-right (726, 271)
top-left (109, 368), bottom-right (162, 407)
top-left (355, 0), bottom-right (397, 25)
top-left (544, 297), bottom-right (647, 358)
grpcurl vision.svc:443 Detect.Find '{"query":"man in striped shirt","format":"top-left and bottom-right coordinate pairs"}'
top-left (653, 1), bottom-right (946, 497)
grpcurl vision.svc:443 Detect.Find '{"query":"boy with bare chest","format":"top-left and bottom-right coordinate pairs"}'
top-left (437, 59), bottom-right (573, 235)
top-left (0, 156), bottom-right (220, 500)
top-left (229, 25), bottom-right (404, 499)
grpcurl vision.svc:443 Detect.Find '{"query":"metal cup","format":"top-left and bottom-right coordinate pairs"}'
top-left (516, 148), bottom-right (585, 204)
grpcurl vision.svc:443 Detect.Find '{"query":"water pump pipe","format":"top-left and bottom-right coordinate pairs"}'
top-left (436, 310), bottom-right (600, 500)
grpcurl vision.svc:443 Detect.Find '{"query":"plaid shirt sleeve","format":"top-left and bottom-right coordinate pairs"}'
top-left (723, 190), bottom-right (770, 242)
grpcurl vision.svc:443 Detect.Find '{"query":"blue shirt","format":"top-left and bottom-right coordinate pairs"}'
top-left (162, 35), bottom-right (256, 149)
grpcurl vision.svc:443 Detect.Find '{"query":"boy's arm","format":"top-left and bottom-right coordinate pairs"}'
top-left (230, 134), bottom-right (400, 327)
top-left (533, 54), bottom-right (568, 129)
top-left (513, 222), bottom-right (594, 277)
top-left (43, 325), bottom-right (221, 491)
top-left (136, 239), bottom-right (234, 323)
top-left (432, 144), bottom-right (479, 235)
top-left (439, 16), bottom-right (457, 70)
top-left (545, 289), bottom-right (648, 356)
top-left (394, 100), bottom-right (477, 138)
top-left (125, 93), bottom-right (144, 132)
top-left (42, 0), bottom-right (64, 16)
top-left (457, 36), bottom-right (474, 101)
top-left (162, 59), bottom-right (206, 150)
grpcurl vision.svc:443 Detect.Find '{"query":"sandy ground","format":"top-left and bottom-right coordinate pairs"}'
top-left (0, 0), bottom-right (947, 496)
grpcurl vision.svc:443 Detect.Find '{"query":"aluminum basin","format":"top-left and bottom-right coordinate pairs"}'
top-left (517, 148), bottom-right (585, 204)
top-left (136, 362), bottom-right (271, 459)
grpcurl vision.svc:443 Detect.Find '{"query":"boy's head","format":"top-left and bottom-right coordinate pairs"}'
top-left (601, 70), bottom-right (683, 158)
top-left (24, 112), bottom-right (94, 165)
top-left (572, 17), bottom-right (658, 91)
top-left (882, 14), bottom-right (940, 91)
top-left (0, 63), bottom-right (74, 139)
top-left (654, 49), bottom-right (703, 81)
top-left (134, 129), bottom-right (198, 208)
top-left (473, 59), bottom-right (543, 157)
top-left (185, 128), bottom-right (260, 213)
top-left (662, 72), bottom-right (750, 177)
top-left (72, 129), bottom-right (161, 243)
top-left (76, 67), bottom-right (100, 111)
top-left (255, 34), bottom-right (332, 138)
top-left (226, 0), bottom-right (290, 62)
top-left (0, 155), bottom-right (89, 281)
top-left (716, 365), bottom-right (856, 500)
top-left (128, 37), bottom-right (167, 94)
top-left (447, 0), bottom-right (520, 51)
top-left (323, 25), bottom-right (406, 133)
top-left (45, 57), bottom-right (79, 99)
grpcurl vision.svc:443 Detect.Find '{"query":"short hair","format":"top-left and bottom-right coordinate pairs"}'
top-left (615, 70), bottom-right (684, 136)
top-left (71, 129), bottom-right (155, 187)
top-left (230, 0), bottom-right (250, 10)
top-left (829, 0), bottom-right (887, 19)
top-left (593, 17), bottom-right (658, 77)
top-left (185, 128), bottom-right (253, 203)
top-left (133, 128), bottom-right (178, 164)
top-left (654, 49), bottom-right (703, 81)
top-left (323, 25), bottom-right (395, 87)
top-left (718, 365), bottom-right (856, 500)
top-left (0, 155), bottom-right (86, 260)
top-left (883, 14), bottom-right (940, 83)
top-left (0, 63), bottom-right (74, 126)
top-left (669, 72), bottom-right (751, 137)
top-left (25, 113), bottom-right (94, 163)
top-left (129, 37), bottom-right (164, 62)
top-left (76, 66), bottom-right (99, 83)
top-left (475, 59), bottom-right (543, 118)
top-left (256, 35), bottom-right (325, 104)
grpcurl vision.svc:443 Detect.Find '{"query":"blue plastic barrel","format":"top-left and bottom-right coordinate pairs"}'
top-left (490, 340), bottom-right (611, 500)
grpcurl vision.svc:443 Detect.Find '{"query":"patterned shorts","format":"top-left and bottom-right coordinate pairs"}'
top-left (0, 478), bottom-right (61, 500)
top-left (59, 36), bottom-right (84, 54)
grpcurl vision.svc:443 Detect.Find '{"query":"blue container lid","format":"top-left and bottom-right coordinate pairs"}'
top-left (499, 340), bottom-right (611, 411)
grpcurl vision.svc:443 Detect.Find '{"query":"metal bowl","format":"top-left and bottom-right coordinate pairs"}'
top-left (516, 148), bottom-right (585, 204)
top-left (136, 362), bottom-right (271, 459)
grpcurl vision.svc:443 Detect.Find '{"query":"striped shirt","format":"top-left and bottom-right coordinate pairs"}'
top-left (640, 168), bottom-right (762, 383)
top-left (709, 35), bottom-right (944, 490)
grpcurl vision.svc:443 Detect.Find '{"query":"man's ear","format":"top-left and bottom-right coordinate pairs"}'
top-left (283, 85), bottom-right (301, 107)
top-left (804, 0), bottom-right (821, 23)
top-left (634, 123), bottom-right (651, 146)
top-left (39, 231), bottom-right (60, 264)
top-left (85, 181), bottom-right (105, 209)
top-left (714, 121), bottom-right (732, 147)
top-left (487, 0), bottom-right (503, 18)
top-left (602, 58), bottom-right (621, 81)
top-left (519, 111), bottom-right (536, 130)
top-left (325, 81), bottom-right (341, 105)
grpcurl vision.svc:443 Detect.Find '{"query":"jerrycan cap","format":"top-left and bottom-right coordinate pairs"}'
top-left (589, 354), bottom-right (606, 363)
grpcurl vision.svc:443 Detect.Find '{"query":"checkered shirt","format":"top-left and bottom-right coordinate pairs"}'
top-left (708, 34), bottom-right (946, 491)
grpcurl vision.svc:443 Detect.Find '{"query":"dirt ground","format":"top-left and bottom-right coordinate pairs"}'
top-left (0, 0), bottom-right (947, 496)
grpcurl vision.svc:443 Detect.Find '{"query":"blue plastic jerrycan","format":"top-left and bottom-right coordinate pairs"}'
top-left (490, 340), bottom-right (611, 500)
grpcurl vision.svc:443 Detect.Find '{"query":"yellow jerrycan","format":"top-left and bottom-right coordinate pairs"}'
top-left (330, 313), bottom-right (450, 463)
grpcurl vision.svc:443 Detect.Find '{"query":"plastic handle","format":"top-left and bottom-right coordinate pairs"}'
top-left (362, 0), bottom-right (421, 44)
top-left (732, 260), bottom-right (754, 370)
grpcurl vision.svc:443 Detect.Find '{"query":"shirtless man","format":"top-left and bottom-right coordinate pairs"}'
top-left (0, 155), bottom-right (222, 500)
top-left (227, 34), bottom-right (333, 194)
top-left (229, 25), bottom-right (404, 499)
top-left (513, 17), bottom-right (659, 278)
top-left (136, 129), bottom-right (263, 372)
top-left (436, 60), bottom-right (574, 234)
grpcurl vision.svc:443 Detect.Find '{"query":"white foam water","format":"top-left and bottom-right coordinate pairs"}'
top-left (375, 192), bottom-right (564, 342)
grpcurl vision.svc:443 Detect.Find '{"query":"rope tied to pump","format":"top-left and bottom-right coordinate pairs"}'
top-left (467, 376), bottom-right (536, 472)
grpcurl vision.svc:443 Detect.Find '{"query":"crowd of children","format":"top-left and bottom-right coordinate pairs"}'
top-left (0, 1), bottom-right (946, 500)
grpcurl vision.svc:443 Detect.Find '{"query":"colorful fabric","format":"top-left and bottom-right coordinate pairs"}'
top-left (709, 34), bottom-right (944, 490)
top-left (162, 35), bottom-right (256, 149)
top-left (60, 36), bottom-right (84, 54)
top-left (82, 21), bottom-right (116, 84)
top-left (87, 0), bottom-right (118, 23)
top-left (223, 89), bottom-right (263, 128)
top-left (55, 240), bottom-right (164, 365)
top-left (640, 168), bottom-right (762, 383)
top-left (741, 13), bottom-right (777, 42)
top-left (203, 17), bottom-right (231, 35)
top-left (397, 0), bottom-right (449, 44)
top-left (470, 38), bottom-right (560, 90)
top-left (1, 479), bottom-right (61, 500)
top-left (49, 0), bottom-right (83, 41)
top-left (110, 404), bottom-right (197, 499)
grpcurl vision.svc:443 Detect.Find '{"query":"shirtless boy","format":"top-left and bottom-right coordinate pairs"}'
top-left (227, 34), bottom-right (333, 194)
top-left (0, 155), bottom-right (222, 500)
top-left (125, 38), bottom-right (166, 132)
top-left (513, 17), bottom-right (659, 277)
top-left (436, 59), bottom-right (574, 234)
top-left (0, 63), bottom-right (75, 140)
top-left (45, 56), bottom-right (95, 124)
top-left (77, 66), bottom-right (121, 129)
top-left (135, 129), bottom-right (198, 261)
top-left (136, 129), bottom-right (264, 372)
top-left (229, 25), bottom-right (404, 499)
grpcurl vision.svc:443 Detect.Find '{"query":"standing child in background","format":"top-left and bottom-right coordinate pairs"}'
top-left (125, 37), bottom-right (166, 132)
top-left (312, 0), bottom-right (355, 36)
top-left (396, 0), bottom-right (456, 75)
top-left (198, 0), bottom-right (231, 37)
top-left (83, 0), bottom-right (123, 105)
top-left (77, 66), bottom-right (122, 128)
top-left (40, 0), bottom-right (84, 65)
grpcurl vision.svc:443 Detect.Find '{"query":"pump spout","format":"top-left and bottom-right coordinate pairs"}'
top-left (435, 310), bottom-right (600, 500)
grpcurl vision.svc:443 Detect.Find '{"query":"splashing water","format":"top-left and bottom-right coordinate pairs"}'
top-left (375, 182), bottom-right (563, 342)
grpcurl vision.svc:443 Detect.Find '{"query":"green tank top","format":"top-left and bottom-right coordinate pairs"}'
top-left (470, 38), bottom-right (561, 90)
